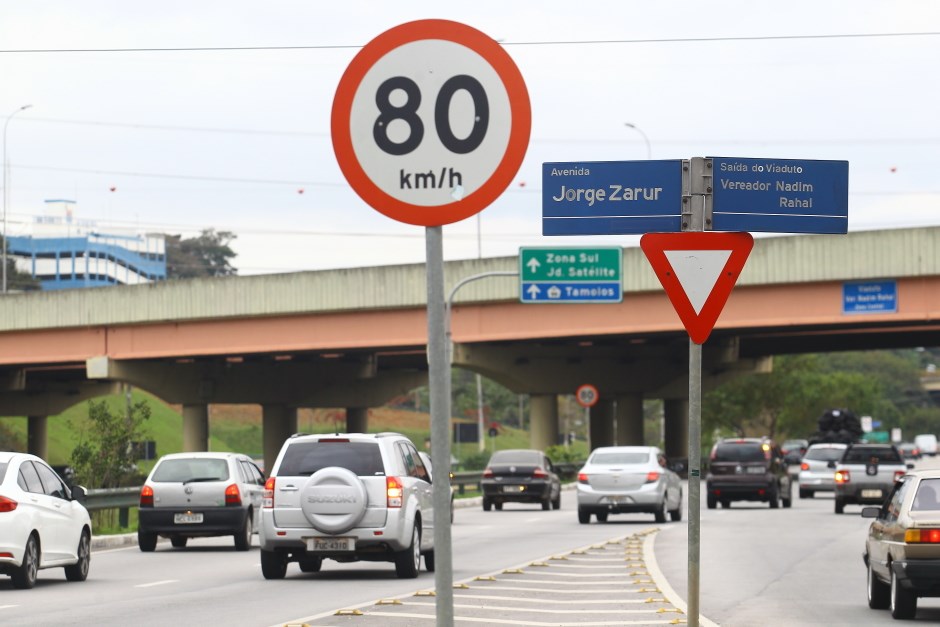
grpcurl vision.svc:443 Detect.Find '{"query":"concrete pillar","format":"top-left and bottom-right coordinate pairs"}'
top-left (589, 399), bottom-right (615, 451)
top-left (263, 404), bottom-right (297, 473)
top-left (529, 394), bottom-right (559, 451)
top-left (346, 407), bottom-right (369, 433)
top-left (182, 404), bottom-right (209, 452)
top-left (27, 416), bottom-right (48, 459)
top-left (615, 395), bottom-right (644, 445)
top-left (664, 398), bottom-right (689, 460)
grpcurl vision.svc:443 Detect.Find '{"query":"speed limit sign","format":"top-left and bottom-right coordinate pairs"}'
top-left (331, 19), bottom-right (531, 226)
top-left (576, 384), bottom-right (599, 408)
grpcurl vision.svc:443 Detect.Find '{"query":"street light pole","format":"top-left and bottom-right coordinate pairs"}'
top-left (2, 104), bottom-right (33, 294)
top-left (624, 122), bottom-right (652, 160)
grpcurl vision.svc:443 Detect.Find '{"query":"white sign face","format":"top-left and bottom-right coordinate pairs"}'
top-left (332, 20), bottom-right (530, 227)
top-left (576, 384), bottom-right (599, 408)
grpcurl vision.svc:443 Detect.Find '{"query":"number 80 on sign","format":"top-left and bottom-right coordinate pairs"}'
top-left (576, 384), bottom-right (599, 408)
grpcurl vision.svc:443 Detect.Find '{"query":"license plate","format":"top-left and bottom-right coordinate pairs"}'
top-left (174, 512), bottom-right (203, 524)
top-left (746, 467), bottom-right (765, 474)
top-left (862, 489), bottom-right (883, 499)
top-left (502, 485), bottom-right (524, 493)
top-left (309, 537), bottom-right (354, 552)
top-left (607, 496), bottom-right (627, 504)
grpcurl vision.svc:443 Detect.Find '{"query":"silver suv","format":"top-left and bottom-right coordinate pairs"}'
top-left (137, 452), bottom-right (265, 551)
top-left (259, 432), bottom-right (434, 579)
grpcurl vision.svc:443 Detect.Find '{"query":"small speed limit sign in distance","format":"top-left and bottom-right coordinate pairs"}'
top-left (576, 384), bottom-right (599, 408)
top-left (332, 19), bottom-right (531, 226)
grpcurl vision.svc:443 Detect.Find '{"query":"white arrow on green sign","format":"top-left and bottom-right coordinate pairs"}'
top-left (519, 247), bottom-right (622, 303)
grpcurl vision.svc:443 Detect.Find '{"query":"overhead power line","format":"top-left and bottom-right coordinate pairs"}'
top-left (0, 31), bottom-right (937, 54)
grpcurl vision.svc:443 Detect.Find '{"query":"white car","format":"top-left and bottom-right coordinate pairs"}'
top-left (576, 446), bottom-right (683, 524)
top-left (0, 452), bottom-right (92, 589)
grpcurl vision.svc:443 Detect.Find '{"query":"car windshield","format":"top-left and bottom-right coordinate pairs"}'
top-left (713, 443), bottom-right (766, 462)
top-left (842, 447), bottom-right (901, 463)
top-left (591, 452), bottom-right (650, 465)
top-left (803, 447), bottom-right (846, 462)
top-left (152, 458), bottom-right (230, 482)
top-left (489, 451), bottom-right (541, 465)
top-left (912, 478), bottom-right (940, 511)
top-left (277, 441), bottom-right (385, 477)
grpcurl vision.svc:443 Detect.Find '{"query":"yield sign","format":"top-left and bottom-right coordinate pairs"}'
top-left (640, 232), bottom-right (754, 344)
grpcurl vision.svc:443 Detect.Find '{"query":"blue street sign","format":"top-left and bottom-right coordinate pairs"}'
top-left (843, 280), bottom-right (898, 314)
top-left (521, 281), bottom-right (622, 303)
top-left (710, 157), bottom-right (849, 234)
top-left (542, 160), bottom-right (685, 235)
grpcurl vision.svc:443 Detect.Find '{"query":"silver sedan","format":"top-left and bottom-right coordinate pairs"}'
top-left (576, 446), bottom-right (683, 524)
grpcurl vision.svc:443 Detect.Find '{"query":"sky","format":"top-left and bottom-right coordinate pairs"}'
top-left (1, 1), bottom-right (938, 275)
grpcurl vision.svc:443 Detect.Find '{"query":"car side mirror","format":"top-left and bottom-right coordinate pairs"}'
top-left (71, 485), bottom-right (87, 504)
top-left (907, 463), bottom-right (915, 469)
top-left (861, 506), bottom-right (880, 519)
top-left (827, 461), bottom-right (837, 469)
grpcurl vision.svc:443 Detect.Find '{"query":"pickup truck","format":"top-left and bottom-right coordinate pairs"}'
top-left (833, 443), bottom-right (911, 514)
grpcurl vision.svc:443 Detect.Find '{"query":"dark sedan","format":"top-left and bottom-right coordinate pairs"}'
top-left (481, 449), bottom-right (561, 511)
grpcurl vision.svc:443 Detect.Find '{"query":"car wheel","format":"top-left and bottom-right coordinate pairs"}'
top-left (706, 495), bottom-right (717, 510)
top-left (170, 536), bottom-right (188, 549)
top-left (578, 508), bottom-right (591, 524)
top-left (260, 549), bottom-right (288, 580)
top-left (595, 512), bottom-right (608, 523)
top-left (234, 511), bottom-right (252, 551)
top-left (483, 498), bottom-right (492, 512)
top-left (769, 487), bottom-right (780, 509)
top-left (12, 534), bottom-right (39, 589)
top-left (867, 557), bottom-right (890, 609)
top-left (835, 498), bottom-right (845, 515)
top-left (395, 525), bottom-right (421, 579)
top-left (64, 530), bottom-right (91, 583)
top-left (138, 530), bottom-right (158, 552)
top-left (424, 549), bottom-right (435, 572)
top-left (495, 502), bottom-right (503, 511)
top-left (552, 495), bottom-right (561, 510)
top-left (669, 496), bottom-right (683, 522)
top-left (654, 500), bottom-right (667, 523)
top-left (782, 485), bottom-right (792, 509)
top-left (890, 566), bottom-right (917, 619)
top-left (720, 500), bottom-right (731, 509)
top-left (298, 556), bottom-right (322, 573)
top-left (301, 468), bottom-right (367, 534)
top-left (799, 489), bottom-right (812, 499)
top-left (542, 496), bottom-right (551, 511)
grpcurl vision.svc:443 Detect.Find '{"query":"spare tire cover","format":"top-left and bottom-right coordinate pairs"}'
top-left (300, 467), bottom-right (369, 534)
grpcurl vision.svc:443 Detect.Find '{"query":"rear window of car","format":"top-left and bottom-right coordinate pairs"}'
top-left (803, 447), bottom-right (846, 462)
top-left (591, 452), bottom-right (650, 465)
top-left (489, 451), bottom-right (541, 465)
top-left (843, 447), bottom-right (901, 463)
top-left (277, 441), bottom-right (385, 477)
top-left (713, 443), bottom-right (766, 462)
top-left (152, 458), bottom-right (230, 483)
top-left (912, 478), bottom-right (940, 511)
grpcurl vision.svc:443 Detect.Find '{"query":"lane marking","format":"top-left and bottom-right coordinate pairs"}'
top-left (0, 605), bottom-right (19, 610)
top-left (411, 601), bottom-right (680, 615)
top-left (361, 611), bottom-right (680, 626)
top-left (452, 594), bottom-right (665, 604)
top-left (134, 579), bottom-right (178, 588)
top-left (643, 526), bottom-right (720, 627)
top-left (462, 585), bottom-right (651, 594)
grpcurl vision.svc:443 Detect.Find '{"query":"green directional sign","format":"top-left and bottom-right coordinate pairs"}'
top-left (519, 247), bottom-right (622, 303)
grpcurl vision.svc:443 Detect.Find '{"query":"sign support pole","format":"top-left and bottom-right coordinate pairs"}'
top-left (685, 156), bottom-right (710, 627)
top-left (425, 226), bottom-right (454, 626)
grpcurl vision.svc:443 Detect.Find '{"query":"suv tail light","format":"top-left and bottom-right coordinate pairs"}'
top-left (263, 477), bottom-right (275, 508)
top-left (532, 468), bottom-right (548, 479)
top-left (894, 470), bottom-right (906, 482)
top-left (905, 529), bottom-right (940, 544)
top-left (0, 496), bottom-right (17, 512)
top-left (387, 476), bottom-right (403, 508)
top-left (140, 485), bottom-right (154, 507)
top-left (482, 468), bottom-right (493, 478)
top-left (225, 483), bottom-right (242, 506)
top-left (578, 472), bottom-right (589, 484)
top-left (800, 462), bottom-right (810, 471)
top-left (835, 470), bottom-right (850, 484)
top-left (646, 471), bottom-right (661, 483)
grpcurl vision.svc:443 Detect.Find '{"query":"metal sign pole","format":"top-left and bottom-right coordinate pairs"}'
top-left (425, 226), bottom-right (454, 626)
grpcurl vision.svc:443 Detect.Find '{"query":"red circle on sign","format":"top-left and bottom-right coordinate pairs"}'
top-left (331, 19), bottom-right (531, 226)
top-left (576, 384), bottom-right (599, 408)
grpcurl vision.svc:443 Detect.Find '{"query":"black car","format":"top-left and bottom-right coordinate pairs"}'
top-left (705, 438), bottom-right (793, 509)
top-left (480, 449), bottom-right (561, 511)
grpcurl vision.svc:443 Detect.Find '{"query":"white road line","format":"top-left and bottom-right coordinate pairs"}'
top-left (361, 611), bottom-right (680, 626)
top-left (525, 517), bottom-right (542, 523)
top-left (540, 563), bottom-right (633, 568)
top-left (411, 601), bottom-right (678, 615)
top-left (453, 594), bottom-right (662, 604)
top-left (464, 586), bottom-right (650, 594)
top-left (643, 526), bottom-right (720, 627)
top-left (487, 578), bottom-right (642, 586)
top-left (0, 605), bottom-right (19, 610)
top-left (134, 579), bottom-right (178, 588)
top-left (504, 571), bottom-right (634, 577)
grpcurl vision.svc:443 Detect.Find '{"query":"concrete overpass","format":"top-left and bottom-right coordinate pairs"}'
top-left (2, 226), bottom-right (939, 466)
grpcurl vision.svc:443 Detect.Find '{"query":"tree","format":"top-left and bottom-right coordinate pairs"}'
top-left (69, 398), bottom-right (151, 489)
top-left (164, 228), bottom-right (237, 279)
top-left (0, 236), bottom-right (41, 291)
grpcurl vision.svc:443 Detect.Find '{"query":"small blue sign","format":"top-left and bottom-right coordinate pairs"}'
top-left (711, 157), bottom-right (849, 234)
top-left (542, 160), bottom-right (685, 235)
top-left (843, 281), bottom-right (897, 314)
top-left (520, 282), bottom-right (622, 303)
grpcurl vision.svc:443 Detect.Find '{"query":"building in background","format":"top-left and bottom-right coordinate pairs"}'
top-left (5, 200), bottom-right (166, 290)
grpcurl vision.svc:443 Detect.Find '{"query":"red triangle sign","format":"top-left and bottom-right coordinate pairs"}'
top-left (640, 232), bottom-right (753, 345)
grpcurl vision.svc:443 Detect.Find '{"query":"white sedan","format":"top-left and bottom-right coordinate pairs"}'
top-left (576, 446), bottom-right (683, 524)
top-left (0, 452), bottom-right (92, 588)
